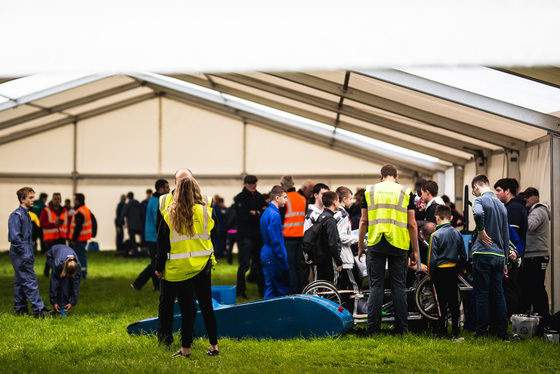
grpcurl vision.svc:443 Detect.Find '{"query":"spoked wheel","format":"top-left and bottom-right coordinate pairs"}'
top-left (302, 280), bottom-right (342, 306)
top-left (415, 276), bottom-right (460, 321)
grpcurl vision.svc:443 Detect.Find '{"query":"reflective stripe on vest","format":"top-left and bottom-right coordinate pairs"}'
top-left (283, 191), bottom-right (306, 237)
top-left (365, 181), bottom-right (411, 250)
top-left (162, 194), bottom-right (215, 282)
top-left (69, 205), bottom-right (92, 242)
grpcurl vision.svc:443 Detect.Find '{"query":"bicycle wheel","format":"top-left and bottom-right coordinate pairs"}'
top-left (415, 276), bottom-right (461, 321)
top-left (415, 276), bottom-right (439, 321)
top-left (303, 280), bottom-right (342, 306)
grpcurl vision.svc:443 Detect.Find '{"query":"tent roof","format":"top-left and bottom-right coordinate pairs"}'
top-left (1, 68), bottom-right (559, 176)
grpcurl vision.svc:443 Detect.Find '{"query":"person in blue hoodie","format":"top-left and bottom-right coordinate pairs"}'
top-left (46, 244), bottom-right (81, 314)
top-left (260, 185), bottom-right (290, 299)
top-left (471, 175), bottom-right (509, 339)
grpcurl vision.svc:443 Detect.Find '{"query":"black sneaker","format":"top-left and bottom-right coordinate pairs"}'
top-left (237, 293), bottom-right (249, 300)
top-left (171, 349), bottom-right (190, 358)
top-left (15, 309), bottom-right (28, 316)
top-left (33, 308), bottom-right (52, 318)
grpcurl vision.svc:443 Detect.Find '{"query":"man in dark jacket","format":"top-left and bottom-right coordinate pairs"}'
top-left (234, 175), bottom-right (267, 299)
top-left (315, 191), bottom-right (343, 284)
top-left (494, 178), bottom-right (527, 317)
top-left (118, 192), bottom-right (145, 255)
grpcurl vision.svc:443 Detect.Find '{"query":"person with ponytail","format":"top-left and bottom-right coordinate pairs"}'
top-left (46, 244), bottom-right (81, 315)
top-left (155, 176), bottom-right (219, 358)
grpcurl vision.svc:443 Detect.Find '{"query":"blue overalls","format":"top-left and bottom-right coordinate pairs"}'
top-left (46, 244), bottom-right (81, 308)
top-left (8, 206), bottom-right (45, 314)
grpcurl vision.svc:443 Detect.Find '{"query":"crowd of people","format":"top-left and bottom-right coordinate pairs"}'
top-left (6, 165), bottom-right (553, 354)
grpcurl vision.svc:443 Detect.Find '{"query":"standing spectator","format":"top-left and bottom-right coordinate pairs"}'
top-left (118, 192), bottom-right (145, 255)
top-left (279, 175), bottom-right (307, 294)
top-left (211, 195), bottom-right (227, 259)
top-left (304, 183), bottom-right (330, 231)
top-left (234, 175), bottom-right (267, 299)
top-left (349, 188), bottom-right (365, 230)
top-left (297, 179), bottom-right (314, 201)
top-left (131, 179), bottom-right (169, 291)
top-left (520, 187), bottom-right (551, 319)
top-left (115, 194), bottom-right (126, 251)
top-left (46, 244), bottom-right (81, 315)
top-left (260, 185), bottom-right (290, 299)
top-left (494, 178), bottom-right (527, 317)
top-left (155, 176), bottom-right (219, 357)
top-left (40, 192), bottom-right (68, 277)
top-left (358, 164), bottom-right (419, 335)
top-left (470, 174), bottom-right (509, 339)
top-left (427, 205), bottom-right (466, 338)
top-left (441, 195), bottom-right (465, 228)
top-left (31, 192), bottom-right (48, 252)
top-left (315, 191), bottom-right (343, 284)
top-left (334, 187), bottom-right (359, 297)
top-left (8, 187), bottom-right (50, 317)
top-left (69, 193), bottom-right (93, 279)
top-left (416, 180), bottom-right (445, 224)
top-left (224, 201), bottom-right (237, 265)
top-left (141, 189), bottom-right (153, 247)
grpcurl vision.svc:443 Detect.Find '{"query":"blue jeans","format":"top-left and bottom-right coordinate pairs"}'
top-left (284, 238), bottom-right (304, 294)
top-left (72, 241), bottom-right (88, 279)
top-left (366, 248), bottom-right (408, 333)
top-left (472, 254), bottom-right (508, 338)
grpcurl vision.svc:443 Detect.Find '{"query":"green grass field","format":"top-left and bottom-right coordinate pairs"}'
top-left (0, 251), bottom-right (557, 373)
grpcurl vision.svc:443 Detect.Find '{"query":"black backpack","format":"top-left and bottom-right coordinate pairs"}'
top-left (302, 215), bottom-right (327, 265)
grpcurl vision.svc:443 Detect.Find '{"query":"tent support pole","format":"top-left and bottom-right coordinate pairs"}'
top-left (72, 121), bottom-right (78, 196)
top-left (550, 134), bottom-right (560, 313)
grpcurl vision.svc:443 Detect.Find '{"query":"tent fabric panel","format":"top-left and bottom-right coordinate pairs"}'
top-left (487, 153), bottom-right (507, 186)
top-left (161, 98), bottom-right (244, 174)
top-left (77, 99), bottom-right (159, 174)
top-left (0, 125), bottom-right (74, 174)
top-left (209, 76), bottom-right (338, 122)
top-left (245, 124), bottom-right (385, 175)
top-left (29, 76), bottom-right (138, 108)
top-left (0, 113), bottom-right (68, 138)
top-left (63, 87), bottom-right (154, 116)
top-left (245, 72), bottom-right (343, 102)
top-left (339, 115), bottom-right (474, 161)
top-left (343, 99), bottom-right (502, 151)
top-left (0, 105), bottom-right (39, 124)
top-left (349, 73), bottom-right (545, 143)
top-left (520, 141), bottom-right (551, 207)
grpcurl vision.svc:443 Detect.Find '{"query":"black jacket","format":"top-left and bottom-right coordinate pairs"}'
top-left (118, 199), bottom-right (145, 232)
top-left (234, 187), bottom-right (267, 240)
top-left (427, 222), bottom-right (467, 276)
top-left (505, 195), bottom-right (528, 245)
top-left (319, 208), bottom-right (342, 266)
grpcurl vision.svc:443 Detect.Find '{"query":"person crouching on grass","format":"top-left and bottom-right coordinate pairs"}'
top-left (427, 205), bottom-right (466, 338)
top-left (46, 244), bottom-right (81, 315)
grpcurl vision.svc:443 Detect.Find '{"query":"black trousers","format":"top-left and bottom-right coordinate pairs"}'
top-left (158, 260), bottom-right (218, 348)
top-left (431, 267), bottom-right (460, 337)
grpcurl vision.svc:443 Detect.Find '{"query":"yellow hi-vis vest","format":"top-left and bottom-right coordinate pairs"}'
top-left (365, 181), bottom-right (412, 251)
top-left (159, 193), bottom-right (216, 282)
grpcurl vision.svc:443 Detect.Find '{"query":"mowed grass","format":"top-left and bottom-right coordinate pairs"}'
top-left (0, 251), bottom-right (558, 373)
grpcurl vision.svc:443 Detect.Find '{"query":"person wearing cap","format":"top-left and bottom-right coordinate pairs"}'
top-left (520, 187), bottom-right (551, 319)
top-left (234, 175), bottom-right (267, 299)
top-left (46, 244), bottom-right (81, 314)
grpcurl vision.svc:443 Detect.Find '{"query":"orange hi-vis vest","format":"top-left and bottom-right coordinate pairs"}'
top-left (283, 191), bottom-right (307, 237)
top-left (70, 205), bottom-right (92, 242)
top-left (42, 206), bottom-right (68, 241)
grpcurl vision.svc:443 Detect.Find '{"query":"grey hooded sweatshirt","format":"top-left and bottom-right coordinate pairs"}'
top-left (525, 202), bottom-right (550, 258)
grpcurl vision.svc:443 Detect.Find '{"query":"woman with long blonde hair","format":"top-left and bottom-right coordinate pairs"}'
top-left (155, 176), bottom-right (219, 358)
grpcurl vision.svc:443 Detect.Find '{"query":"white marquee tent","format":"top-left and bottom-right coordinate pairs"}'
top-left (1, 0), bottom-right (560, 310)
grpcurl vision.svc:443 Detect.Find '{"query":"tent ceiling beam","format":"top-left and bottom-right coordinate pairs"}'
top-left (0, 92), bottom-right (157, 146)
top-left (269, 72), bottom-right (526, 151)
top-left (166, 74), bottom-right (468, 165)
top-left (160, 89), bottom-right (437, 176)
top-left (358, 69), bottom-right (560, 135)
top-left (0, 82), bottom-right (142, 131)
top-left (208, 73), bottom-right (489, 155)
top-left (492, 67), bottom-right (560, 91)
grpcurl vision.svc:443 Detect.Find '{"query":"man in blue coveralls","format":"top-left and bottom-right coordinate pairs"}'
top-left (8, 187), bottom-right (50, 317)
top-left (260, 185), bottom-right (291, 299)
